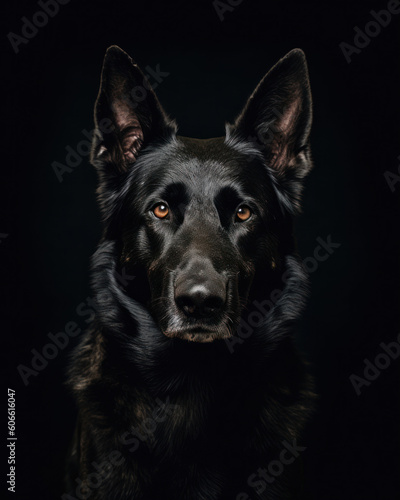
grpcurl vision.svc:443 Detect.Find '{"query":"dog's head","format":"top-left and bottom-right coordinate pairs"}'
top-left (90, 46), bottom-right (312, 344)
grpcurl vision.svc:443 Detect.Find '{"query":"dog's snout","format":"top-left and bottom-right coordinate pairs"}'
top-left (174, 258), bottom-right (226, 319)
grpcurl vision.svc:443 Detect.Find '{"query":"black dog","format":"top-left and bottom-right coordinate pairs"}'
top-left (66, 46), bottom-right (315, 500)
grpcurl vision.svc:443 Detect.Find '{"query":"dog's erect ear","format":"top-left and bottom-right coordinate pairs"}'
top-left (91, 45), bottom-right (176, 172)
top-left (228, 49), bottom-right (312, 209)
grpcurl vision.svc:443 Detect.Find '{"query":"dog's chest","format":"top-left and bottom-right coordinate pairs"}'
top-left (118, 380), bottom-right (249, 460)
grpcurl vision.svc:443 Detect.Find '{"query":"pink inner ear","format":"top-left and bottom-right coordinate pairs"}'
top-left (112, 99), bottom-right (144, 162)
top-left (268, 95), bottom-right (303, 171)
top-left (122, 128), bottom-right (144, 162)
top-left (274, 89), bottom-right (303, 138)
top-left (113, 100), bottom-right (135, 129)
top-left (279, 101), bottom-right (299, 136)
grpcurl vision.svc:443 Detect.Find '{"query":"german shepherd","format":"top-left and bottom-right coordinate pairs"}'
top-left (66, 46), bottom-right (315, 500)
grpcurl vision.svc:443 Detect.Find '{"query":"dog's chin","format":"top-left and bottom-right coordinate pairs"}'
top-left (162, 328), bottom-right (232, 343)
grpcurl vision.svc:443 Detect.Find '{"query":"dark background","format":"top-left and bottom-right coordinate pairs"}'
top-left (3, 0), bottom-right (400, 498)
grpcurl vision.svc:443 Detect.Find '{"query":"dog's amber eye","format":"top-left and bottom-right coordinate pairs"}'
top-left (236, 206), bottom-right (252, 222)
top-left (153, 203), bottom-right (169, 219)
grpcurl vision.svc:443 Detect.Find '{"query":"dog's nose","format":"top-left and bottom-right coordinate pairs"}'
top-left (174, 259), bottom-right (226, 318)
top-left (175, 283), bottom-right (226, 318)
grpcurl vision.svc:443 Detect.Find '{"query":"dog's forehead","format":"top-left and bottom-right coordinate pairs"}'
top-left (138, 136), bottom-right (269, 199)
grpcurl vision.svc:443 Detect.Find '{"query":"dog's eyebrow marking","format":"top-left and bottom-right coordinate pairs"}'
top-left (215, 186), bottom-right (242, 208)
top-left (214, 186), bottom-right (244, 227)
top-left (158, 182), bottom-right (189, 206)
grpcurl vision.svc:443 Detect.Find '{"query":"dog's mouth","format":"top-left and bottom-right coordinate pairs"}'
top-left (162, 326), bottom-right (233, 343)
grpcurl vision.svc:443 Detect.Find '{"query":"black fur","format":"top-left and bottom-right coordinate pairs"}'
top-left (66, 46), bottom-right (315, 500)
